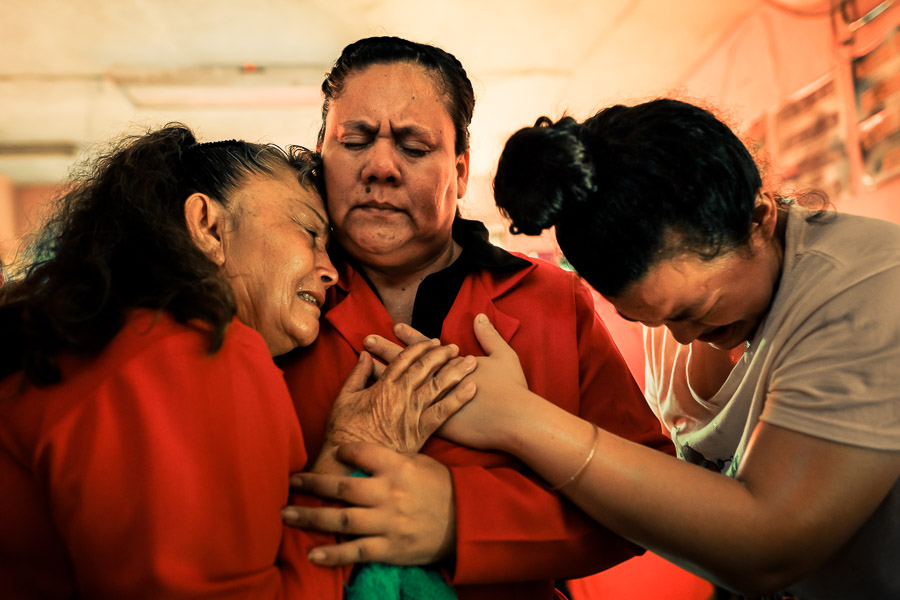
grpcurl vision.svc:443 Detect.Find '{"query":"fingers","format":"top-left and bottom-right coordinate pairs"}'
top-left (306, 538), bottom-right (395, 567)
top-left (423, 353), bottom-right (476, 405)
top-left (381, 338), bottom-right (460, 390)
top-left (289, 470), bottom-right (380, 506)
top-left (362, 334), bottom-right (406, 365)
top-left (393, 322), bottom-right (431, 346)
top-left (282, 503), bottom-right (382, 536)
top-left (472, 313), bottom-right (509, 356)
top-left (335, 351), bottom-right (374, 395)
top-left (418, 377), bottom-right (476, 437)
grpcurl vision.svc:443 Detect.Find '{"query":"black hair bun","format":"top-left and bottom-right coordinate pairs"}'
top-left (493, 116), bottom-right (597, 235)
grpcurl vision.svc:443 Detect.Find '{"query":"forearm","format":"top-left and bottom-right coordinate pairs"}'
top-left (448, 461), bottom-right (640, 584)
top-left (494, 390), bottom-right (838, 594)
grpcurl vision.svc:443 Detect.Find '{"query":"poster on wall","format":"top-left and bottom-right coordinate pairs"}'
top-left (773, 75), bottom-right (850, 203)
top-left (853, 24), bottom-right (900, 188)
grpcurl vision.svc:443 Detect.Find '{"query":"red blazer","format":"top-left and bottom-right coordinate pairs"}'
top-left (0, 311), bottom-right (342, 599)
top-left (281, 256), bottom-right (674, 600)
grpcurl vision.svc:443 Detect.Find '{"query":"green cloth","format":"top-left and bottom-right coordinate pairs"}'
top-left (344, 471), bottom-right (457, 600)
top-left (346, 562), bottom-right (457, 600)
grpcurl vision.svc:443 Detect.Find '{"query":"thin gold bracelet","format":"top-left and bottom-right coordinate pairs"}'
top-left (551, 424), bottom-right (600, 490)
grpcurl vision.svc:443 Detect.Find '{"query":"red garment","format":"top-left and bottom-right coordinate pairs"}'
top-left (0, 311), bottom-right (343, 599)
top-left (281, 256), bottom-right (675, 600)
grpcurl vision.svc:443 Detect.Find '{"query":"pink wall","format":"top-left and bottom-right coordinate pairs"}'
top-left (681, 0), bottom-right (900, 224)
top-left (0, 183), bottom-right (60, 267)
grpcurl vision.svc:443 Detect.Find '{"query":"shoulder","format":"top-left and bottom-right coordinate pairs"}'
top-left (791, 209), bottom-right (900, 273)
top-left (484, 251), bottom-right (581, 293)
top-left (102, 310), bottom-right (272, 375)
top-left (780, 210), bottom-right (900, 315)
top-left (0, 311), bottom-right (280, 456)
top-left (39, 311), bottom-right (275, 404)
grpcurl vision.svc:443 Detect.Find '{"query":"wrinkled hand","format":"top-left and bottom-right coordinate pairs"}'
top-left (384, 315), bottom-right (529, 451)
top-left (320, 338), bottom-right (477, 465)
top-left (283, 442), bottom-right (455, 566)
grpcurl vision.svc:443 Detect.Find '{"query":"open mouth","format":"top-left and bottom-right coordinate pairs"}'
top-left (297, 291), bottom-right (320, 306)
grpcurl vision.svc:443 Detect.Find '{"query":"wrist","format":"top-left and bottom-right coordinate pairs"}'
top-left (500, 389), bottom-right (560, 455)
top-left (502, 395), bottom-right (597, 488)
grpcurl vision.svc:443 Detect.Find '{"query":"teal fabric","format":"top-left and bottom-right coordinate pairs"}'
top-left (345, 562), bottom-right (457, 600)
top-left (344, 471), bottom-right (457, 600)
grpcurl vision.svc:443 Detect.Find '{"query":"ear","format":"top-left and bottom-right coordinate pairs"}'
top-left (455, 149), bottom-right (470, 199)
top-left (184, 193), bottom-right (228, 266)
top-left (751, 191), bottom-right (778, 242)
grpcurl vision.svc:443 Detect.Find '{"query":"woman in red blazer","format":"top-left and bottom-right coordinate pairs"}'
top-left (0, 124), bottom-right (473, 599)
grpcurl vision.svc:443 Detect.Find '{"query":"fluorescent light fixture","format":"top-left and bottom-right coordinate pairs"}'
top-left (107, 65), bottom-right (326, 108)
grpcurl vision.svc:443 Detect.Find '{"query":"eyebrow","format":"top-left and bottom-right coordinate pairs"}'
top-left (340, 120), bottom-right (377, 135)
top-left (304, 203), bottom-right (328, 228)
top-left (615, 300), bottom-right (705, 324)
top-left (293, 201), bottom-right (329, 239)
top-left (391, 124), bottom-right (434, 141)
top-left (339, 120), bottom-right (435, 142)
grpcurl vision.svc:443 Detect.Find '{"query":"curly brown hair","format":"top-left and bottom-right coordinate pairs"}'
top-left (0, 124), bottom-right (323, 388)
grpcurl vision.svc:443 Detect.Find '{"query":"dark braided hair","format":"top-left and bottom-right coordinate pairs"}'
top-left (0, 123), bottom-right (322, 388)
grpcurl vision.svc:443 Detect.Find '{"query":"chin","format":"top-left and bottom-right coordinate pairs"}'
top-left (291, 323), bottom-right (320, 349)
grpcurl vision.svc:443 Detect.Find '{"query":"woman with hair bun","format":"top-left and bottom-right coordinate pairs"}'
top-left (0, 124), bottom-right (474, 598)
top-left (371, 99), bottom-right (900, 598)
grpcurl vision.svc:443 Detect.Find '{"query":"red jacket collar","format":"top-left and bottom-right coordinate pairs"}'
top-left (324, 256), bottom-right (537, 352)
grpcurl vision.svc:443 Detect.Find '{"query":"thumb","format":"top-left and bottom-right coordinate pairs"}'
top-left (337, 351), bottom-right (374, 395)
top-left (473, 313), bottom-right (508, 356)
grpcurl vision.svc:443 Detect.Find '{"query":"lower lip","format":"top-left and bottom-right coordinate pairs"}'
top-left (297, 296), bottom-right (321, 310)
top-left (356, 205), bottom-right (403, 215)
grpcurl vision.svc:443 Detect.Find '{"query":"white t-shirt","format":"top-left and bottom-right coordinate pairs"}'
top-left (643, 205), bottom-right (900, 599)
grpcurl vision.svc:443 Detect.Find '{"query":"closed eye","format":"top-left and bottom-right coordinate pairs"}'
top-left (402, 146), bottom-right (428, 158)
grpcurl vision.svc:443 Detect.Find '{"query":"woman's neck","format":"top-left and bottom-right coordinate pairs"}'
top-left (359, 239), bottom-right (462, 325)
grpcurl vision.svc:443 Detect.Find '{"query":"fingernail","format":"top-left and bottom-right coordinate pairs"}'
top-left (308, 549), bottom-right (326, 563)
top-left (464, 355), bottom-right (476, 369)
top-left (431, 338), bottom-right (441, 345)
top-left (364, 336), bottom-right (376, 348)
top-left (281, 506), bottom-right (299, 520)
top-left (476, 313), bottom-right (487, 324)
top-left (290, 474), bottom-right (303, 488)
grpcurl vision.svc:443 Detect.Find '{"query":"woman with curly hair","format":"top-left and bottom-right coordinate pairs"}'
top-left (0, 124), bottom-right (475, 599)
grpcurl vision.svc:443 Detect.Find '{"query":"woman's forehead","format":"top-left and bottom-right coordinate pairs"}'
top-left (333, 63), bottom-right (448, 115)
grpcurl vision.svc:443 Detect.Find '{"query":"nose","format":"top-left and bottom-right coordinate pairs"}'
top-left (361, 139), bottom-right (400, 184)
top-left (665, 320), bottom-right (705, 345)
top-left (316, 249), bottom-right (339, 289)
